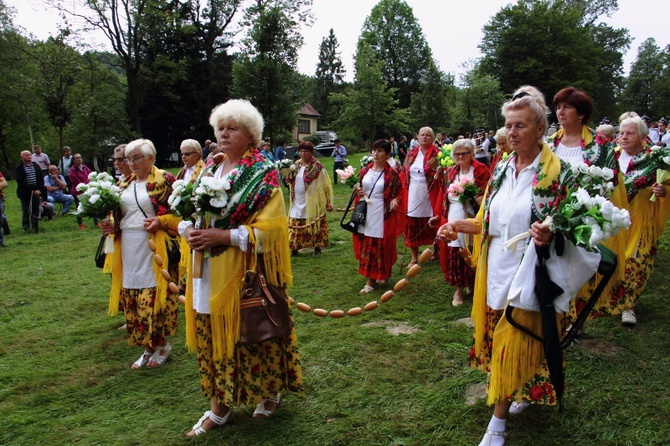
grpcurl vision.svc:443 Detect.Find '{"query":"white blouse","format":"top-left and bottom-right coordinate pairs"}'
top-left (485, 154), bottom-right (540, 310)
top-left (407, 151), bottom-right (433, 218)
top-left (554, 142), bottom-right (584, 165)
top-left (447, 168), bottom-right (475, 248)
top-left (289, 166), bottom-right (308, 219)
top-left (357, 169), bottom-right (385, 239)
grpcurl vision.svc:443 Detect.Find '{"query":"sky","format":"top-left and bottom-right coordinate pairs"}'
top-left (5, 0), bottom-right (669, 83)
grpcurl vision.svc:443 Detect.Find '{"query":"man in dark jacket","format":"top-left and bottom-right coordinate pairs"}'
top-left (16, 150), bottom-right (46, 233)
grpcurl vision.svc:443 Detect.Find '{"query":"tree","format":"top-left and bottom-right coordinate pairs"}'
top-left (232, 0), bottom-right (313, 146)
top-left (408, 59), bottom-right (451, 132)
top-left (0, 3), bottom-right (50, 175)
top-left (451, 62), bottom-right (505, 135)
top-left (621, 38), bottom-right (663, 117)
top-left (330, 42), bottom-right (408, 147)
top-left (36, 29), bottom-right (80, 153)
top-left (359, 0), bottom-right (432, 109)
top-left (312, 28), bottom-right (345, 126)
top-left (479, 0), bottom-right (629, 124)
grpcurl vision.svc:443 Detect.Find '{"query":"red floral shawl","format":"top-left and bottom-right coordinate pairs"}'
top-left (402, 145), bottom-right (441, 214)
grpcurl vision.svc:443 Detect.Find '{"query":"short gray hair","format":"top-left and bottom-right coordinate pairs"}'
top-left (451, 139), bottom-right (475, 161)
top-left (209, 99), bottom-right (264, 149)
top-left (125, 139), bottom-right (156, 158)
top-left (620, 116), bottom-right (649, 138)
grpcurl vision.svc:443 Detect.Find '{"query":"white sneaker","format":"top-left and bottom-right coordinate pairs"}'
top-left (621, 309), bottom-right (637, 326)
top-left (508, 401), bottom-right (530, 415)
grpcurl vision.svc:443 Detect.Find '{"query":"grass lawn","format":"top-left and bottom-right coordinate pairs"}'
top-left (1, 154), bottom-right (669, 445)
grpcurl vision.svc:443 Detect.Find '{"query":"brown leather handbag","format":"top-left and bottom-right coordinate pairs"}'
top-left (239, 251), bottom-right (293, 344)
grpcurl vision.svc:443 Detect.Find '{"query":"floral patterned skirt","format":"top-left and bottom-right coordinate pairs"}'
top-left (355, 234), bottom-right (394, 280)
top-left (441, 245), bottom-right (475, 286)
top-left (288, 216), bottom-right (329, 250)
top-left (403, 216), bottom-right (436, 248)
top-left (487, 307), bottom-right (566, 406)
top-left (121, 285), bottom-right (179, 348)
top-left (195, 312), bottom-right (304, 407)
top-left (469, 305), bottom-right (503, 373)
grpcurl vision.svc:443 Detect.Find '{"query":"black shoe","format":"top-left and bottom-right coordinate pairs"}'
top-left (0, 243), bottom-right (5, 248)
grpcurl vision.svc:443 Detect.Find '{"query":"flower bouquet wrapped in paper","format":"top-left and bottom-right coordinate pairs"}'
top-left (335, 165), bottom-right (359, 188)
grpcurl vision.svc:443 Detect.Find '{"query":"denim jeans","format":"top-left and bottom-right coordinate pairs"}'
top-left (47, 193), bottom-right (75, 214)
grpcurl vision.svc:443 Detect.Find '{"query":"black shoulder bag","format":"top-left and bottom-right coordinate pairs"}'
top-left (340, 170), bottom-right (383, 234)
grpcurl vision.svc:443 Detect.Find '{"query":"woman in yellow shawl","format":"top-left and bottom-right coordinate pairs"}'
top-left (180, 99), bottom-right (303, 437)
top-left (285, 140), bottom-right (333, 255)
top-left (440, 89), bottom-right (599, 446)
top-left (546, 86), bottom-right (628, 321)
top-left (101, 139), bottom-right (181, 369)
top-left (175, 139), bottom-right (205, 291)
top-left (608, 115), bottom-right (670, 326)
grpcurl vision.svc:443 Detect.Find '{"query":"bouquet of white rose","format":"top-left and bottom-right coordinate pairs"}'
top-left (194, 175), bottom-right (233, 214)
top-left (570, 162), bottom-right (615, 198)
top-left (360, 155), bottom-right (373, 168)
top-left (274, 158), bottom-right (295, 176)
top-left (76, 172), bottom-right (122, 219)
top-left (167, 179), bottom-right (196, 221)
top-left (504, 187), bottom-right (631, 252)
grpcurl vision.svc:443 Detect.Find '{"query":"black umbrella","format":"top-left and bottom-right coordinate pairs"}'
top-left (505, 238), bottom-right (566, 409)
top-left (533, 243), bottom-right (566, 408)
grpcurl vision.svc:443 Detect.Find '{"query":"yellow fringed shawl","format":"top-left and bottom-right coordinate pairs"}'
top-left (469, 144), bottom-right (566, 367)
top-left (184, 188), bottom-right (292, 361)
top-left (104, 165), bottom-right (180, 315)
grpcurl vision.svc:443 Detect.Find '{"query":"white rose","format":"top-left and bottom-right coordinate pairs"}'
top-left (210, 196), bottom-right (227, 208)
top-left (89, 194), bottom-right (101, 204)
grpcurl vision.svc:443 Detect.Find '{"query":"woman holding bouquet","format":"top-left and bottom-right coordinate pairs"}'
top-left (100, 139), bottom-right (180, 369)
top-left (430, 139), bottom-right (489, 306)
top-left (352, 139), bottom-right (403, 294)
top-left (439, 90), bottom-right (600, 445)
top-left (285, 140), bottom-right (333, 255)
top-left (179, 100), bottom-right (303, 436)
top-left (608, 115), bottom-right (670, 326)
top-left (176, 139), bottom-right (206, 291)
top-left (402, 126), bottom-right (441, 267)
top-left (546, 86), bottom-right (628, 321)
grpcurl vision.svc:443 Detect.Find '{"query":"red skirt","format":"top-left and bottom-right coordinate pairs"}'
top-left (404, 216), bottom-right (436, 247)
top-left (355, 234), bottom-right (395, 280)
top-left (440, 245), bottom-right (475, 286)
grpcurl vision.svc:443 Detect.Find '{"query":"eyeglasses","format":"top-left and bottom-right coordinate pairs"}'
top-left (511, 91), bottom-right (531, 101)
top-left (181, 152), bottom-right (195, 157)
top-left (125, 155), bottom-right (145, 164)
top-left (113, 157), bottom-right (125, 163)
top-left (453, 152), bottom-right (470, 157)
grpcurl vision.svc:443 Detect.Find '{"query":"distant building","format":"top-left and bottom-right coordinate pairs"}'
top-left (293, 103), bottom-right (321, 142)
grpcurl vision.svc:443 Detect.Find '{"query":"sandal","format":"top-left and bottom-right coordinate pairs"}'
top-left (252, 393), bottom-right (281, 419)
top-left (478, 429), bottom-right (507, 446)
top-left (131, 350), bottom-right (152, 369)
top-left (146, 342), bottom-right (172, 368)
top-left (375, 279), bottom-right (387, 285)
top-left (187, 409), bottom-right (233, 436)
top-left (359, 285), bottom-right (374, 294)
top-left (406, 261), bottom-right (417, 269)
